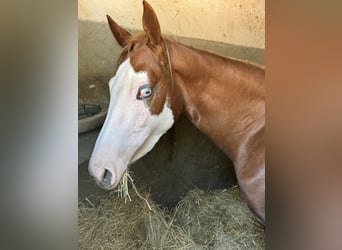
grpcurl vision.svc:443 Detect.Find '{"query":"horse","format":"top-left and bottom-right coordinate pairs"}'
top-left (88, 0), bottom-right (265, 225)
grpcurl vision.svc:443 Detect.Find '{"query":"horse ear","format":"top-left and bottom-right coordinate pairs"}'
top-left (142, 0), bottom-right (162, 46)
top-left (106, 14), bottom-right (131, 47)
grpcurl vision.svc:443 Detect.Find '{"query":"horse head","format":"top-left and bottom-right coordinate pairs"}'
top-left (88, 1), bottom-right (182, 189)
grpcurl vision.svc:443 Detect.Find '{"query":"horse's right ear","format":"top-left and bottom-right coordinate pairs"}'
top-left (106, 14), bottom-right (131, 47)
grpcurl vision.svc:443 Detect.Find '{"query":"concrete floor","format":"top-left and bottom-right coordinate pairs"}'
top-left (78, 128), bottom-right (100, 165)
top-left (78, 128), bottom-right (107, 205)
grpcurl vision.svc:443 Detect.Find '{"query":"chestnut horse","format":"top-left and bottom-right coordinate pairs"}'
top-left (89, 0), bottom-right (265, 225)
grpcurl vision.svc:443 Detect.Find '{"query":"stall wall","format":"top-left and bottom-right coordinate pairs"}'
top-left (78, 0), bottom-right (265, 48)
top-left (78, 0), bottom-right (264, 80)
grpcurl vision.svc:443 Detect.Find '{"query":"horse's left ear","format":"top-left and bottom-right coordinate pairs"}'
top-left (142, 0), bottom-right (162, 46)
top-left (107, 14), bottom-right (131, 47)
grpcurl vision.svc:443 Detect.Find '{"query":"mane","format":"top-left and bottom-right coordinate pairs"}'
top-left (115, 31), bottom-right (264, 73)
top-left (115, 32), bottom-right (147, 70)
top-left (171, 38), bottom-right (265, 70)
top-left (115, 32), bottom-right (179, 71)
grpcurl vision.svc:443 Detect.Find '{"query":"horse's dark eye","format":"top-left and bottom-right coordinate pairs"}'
top-left (136, 84), bottom-right (153, 100)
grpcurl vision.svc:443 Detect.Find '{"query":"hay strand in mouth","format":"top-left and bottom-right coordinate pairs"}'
top-left (115, 170), bottom-right (132, 202)
top-left (115, 170), bottom-right (152, 210)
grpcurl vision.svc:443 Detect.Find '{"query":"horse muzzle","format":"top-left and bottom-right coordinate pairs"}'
top-left (100, 168), bottom-right (116, 190)
top-left (89, 165), bottom-right (117, 190)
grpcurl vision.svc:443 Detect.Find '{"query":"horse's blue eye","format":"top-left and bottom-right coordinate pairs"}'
top-left (136, 84), bottom-right (152, 100)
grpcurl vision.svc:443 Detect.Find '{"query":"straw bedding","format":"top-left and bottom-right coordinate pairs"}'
top-left (79, 186), bottom-right (265, 249)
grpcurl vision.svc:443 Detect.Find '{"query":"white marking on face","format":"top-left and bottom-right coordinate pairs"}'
top-left (88, 58), bottom-right (174, 189)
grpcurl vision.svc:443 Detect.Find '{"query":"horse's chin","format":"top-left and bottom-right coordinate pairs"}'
top-left (96, 180), bottom-right (116, 190)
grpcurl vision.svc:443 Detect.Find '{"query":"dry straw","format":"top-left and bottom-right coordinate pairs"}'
top-left (115, 170), bottom-right (152, 210)
top-left (79, 181), bottom-right (265, 250)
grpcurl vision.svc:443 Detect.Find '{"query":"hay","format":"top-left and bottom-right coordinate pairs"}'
top-left (115, 170), bottom-right (134, 202)
top-left (115, 170), bottom-right (152, 210)
top-left (173, 187), bottom-right (265, 249)
top-left (79, 186), bottom-right (265, 250)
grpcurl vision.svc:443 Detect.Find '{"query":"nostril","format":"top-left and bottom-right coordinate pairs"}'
top-left (102, 169), bottom-right (113, 188)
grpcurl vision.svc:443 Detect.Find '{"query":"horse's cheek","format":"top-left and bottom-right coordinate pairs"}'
top-left (135, 108), bottom-right (149, 128)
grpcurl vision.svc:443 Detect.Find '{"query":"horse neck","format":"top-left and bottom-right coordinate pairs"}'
top-left (168, 40), bottom-right (265, 161)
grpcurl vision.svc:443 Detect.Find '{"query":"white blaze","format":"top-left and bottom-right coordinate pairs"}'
top-left (88, 59), bottom-right (174, 188)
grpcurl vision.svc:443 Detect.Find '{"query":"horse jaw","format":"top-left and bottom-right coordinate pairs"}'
top-left (88, 59), bottom-right (174, 190)
top-left (130, 102), bottom-right (174, 163)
